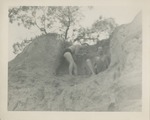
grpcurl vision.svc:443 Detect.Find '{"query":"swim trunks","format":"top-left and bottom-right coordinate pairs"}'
top-left (63, 48), bottom-right (73, 55)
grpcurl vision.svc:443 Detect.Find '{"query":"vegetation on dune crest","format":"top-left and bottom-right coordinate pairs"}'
top-left (9, 6), bottom-right (117, 55)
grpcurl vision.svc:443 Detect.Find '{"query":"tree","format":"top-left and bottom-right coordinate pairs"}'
top-left (74, 16), bottom-right (117, 44)
top-left (91, 16), bottom-right (117, 37)
top-left (9, 6), bottom-right (85, 55)
top-left (54, 6), bottom-right (83, 40)
top-left (9, 6), bottom-right (57, 34)
top-left (9, 6), bottom-right (84, 38)
top-left (12, 39), bottom-right (32, 54)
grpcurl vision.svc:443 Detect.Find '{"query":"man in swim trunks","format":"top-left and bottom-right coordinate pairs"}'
top-left (63, 41), bottom-right (81, 76)
top-left (86, 46), bottom-right (103, 75)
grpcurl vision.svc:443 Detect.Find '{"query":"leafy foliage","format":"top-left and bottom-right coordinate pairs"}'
top-left (74, 16), bottom-right (117, 43)
top-left (13, 39), bottom-right (32, 54)
top-left (54, 6), bottom-right (83, 40)
top-left (9, 6), bottom-right (57, 34)
top-left (91, 16), bottom-right (117, 35)
top-left (9, 6), bottom-right (83, 38)
top-left (9, 6), bottom-right (117, 55)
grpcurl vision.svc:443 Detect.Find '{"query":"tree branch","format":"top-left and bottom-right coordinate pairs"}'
top-left (34, 20), bottom-right (47, 34)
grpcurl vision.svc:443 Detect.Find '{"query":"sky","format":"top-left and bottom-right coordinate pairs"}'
top-left (9, 6), bottom-right (141, 61)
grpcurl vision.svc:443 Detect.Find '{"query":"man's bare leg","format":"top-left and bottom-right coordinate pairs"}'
top-left (73, 62), bottom-right (78, 75)
top-left (64, 52), bottom-right (75, 76)
top-left (86, 59), bottom-right (95, 75)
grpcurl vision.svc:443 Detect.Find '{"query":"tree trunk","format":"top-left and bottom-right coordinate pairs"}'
top-left (65, 26), bottom-right (69, 40)
top-left (43, 29), bottom-right (48, 35)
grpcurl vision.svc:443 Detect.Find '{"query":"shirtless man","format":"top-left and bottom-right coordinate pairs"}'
top-left (86, 46), bottom-right (103, 75)
top-left (63, 41), bottom-right (81, 76)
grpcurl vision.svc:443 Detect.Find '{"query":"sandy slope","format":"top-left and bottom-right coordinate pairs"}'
top-left (8, 12), bottom-right (142, 111)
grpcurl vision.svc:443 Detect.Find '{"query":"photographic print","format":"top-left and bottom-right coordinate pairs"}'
top-left (8, 6), bottom-right (142, 111)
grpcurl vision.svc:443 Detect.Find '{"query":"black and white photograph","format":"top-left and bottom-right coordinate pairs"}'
top-left (7, 6), bottom-right (143, 112)
top-left (0, 0), bottom-right (150, 119)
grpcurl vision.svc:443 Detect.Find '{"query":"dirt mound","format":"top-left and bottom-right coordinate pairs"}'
top-left (8, 12), bottom-right (142, 111)
top-left (9, 33), bottom-right (67, 76)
